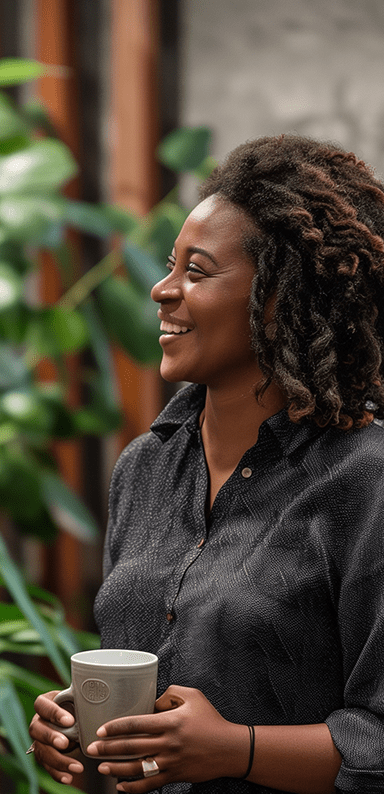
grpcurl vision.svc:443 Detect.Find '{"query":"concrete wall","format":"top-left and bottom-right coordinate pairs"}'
top-left (181, 0), bottom-right (384, 178)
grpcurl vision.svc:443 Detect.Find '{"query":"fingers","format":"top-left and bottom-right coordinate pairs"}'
top-left (95, 713), bottom-right (167, 739)
top-left (29, 712), bottom-right (69, 751)
top-left (115, 771), bottom-right (167, 794)
top-left (103, 759), bottom-right (168, 793)
top-left (87, 735), bottom-right (162, 758)
top-left (33, 740), bottom-right (84, 784)
top-left (33, 691), bottom-right (74, 727)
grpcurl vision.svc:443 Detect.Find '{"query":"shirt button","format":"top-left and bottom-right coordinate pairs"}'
top-left (166, 612), bottom-right (173, 622)
top-left (241, 467), bottom-right (252, 479)
top-left (197, 538), bottom-right (205, 548)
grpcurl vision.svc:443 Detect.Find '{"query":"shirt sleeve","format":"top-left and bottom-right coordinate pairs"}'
top-left (325, 462), bottom-right (384, 792)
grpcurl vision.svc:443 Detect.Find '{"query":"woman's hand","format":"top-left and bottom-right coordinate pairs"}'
top-left (29, 690), bottom-right (84, 785)
top-left (86, 685), bottom-right (249, 792)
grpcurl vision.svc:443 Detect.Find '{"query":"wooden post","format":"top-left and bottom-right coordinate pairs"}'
top-left (110, 0), bottom-right (163, 447)
top-left (35, 0), bottom-right (84, 625)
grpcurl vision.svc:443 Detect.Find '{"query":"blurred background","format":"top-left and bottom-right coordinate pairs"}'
top-left (1, 1), bottom-right (384, 792)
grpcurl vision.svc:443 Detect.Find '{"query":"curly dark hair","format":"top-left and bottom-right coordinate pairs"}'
top-left (199, 134), bottom-right (384, 430)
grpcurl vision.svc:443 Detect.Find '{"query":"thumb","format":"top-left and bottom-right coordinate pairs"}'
top-left (155, 685), bottom-right (186, 713)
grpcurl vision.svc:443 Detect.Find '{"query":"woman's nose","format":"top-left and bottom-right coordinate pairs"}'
top-left (151, 272), bottom-right (182, 305)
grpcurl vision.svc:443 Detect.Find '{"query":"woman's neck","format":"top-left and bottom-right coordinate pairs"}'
top-left (200, 379), bottom-right (286, 501)
top-left (203, 381), bottom-right (285, 461)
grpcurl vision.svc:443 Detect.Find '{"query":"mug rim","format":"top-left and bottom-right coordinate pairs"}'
top-left (71, 649), bottom-right (158, 668)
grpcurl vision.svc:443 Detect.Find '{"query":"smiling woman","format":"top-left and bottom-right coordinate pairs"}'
top-left (30, 135), bottom-right (384, 794)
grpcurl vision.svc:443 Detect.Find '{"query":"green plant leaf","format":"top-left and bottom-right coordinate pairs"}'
top-left (0, 344), bottom-right (30, 389)
top-left (0, 638), bottom-right (45, 654)
top-left (41, 469), bottom-right (99, 542)
top-left (20, 98), bottom-right (59, 138)
top-left (45, 305), bottom-right (89, 352)
top-left (0, 194), bottom-right (64, 243)
top-left (60, 198), bottom-right (137, 238)
top-left (0, 139), bottom-right (77, 194)
top-left (0, 534), bottom-right (70, 682)
top-left (0, 240), bottom-right (31, 274)
top-left (0, 94), bottom-right (28, 140)
top-left (35, 384), bottom-right (75, 439)
top-left (0, 388), bottom-right (54, 432)
top-left (157, 126), bottom-right (212, 173)
top-left (0, 302), bottom-right (32, 344)
top-left (0, 447), bottom-right (43, 521)
top-left (122, 242), bottom-right (166, 294)
top-left (0, 617), bottom-right (28, 636)
top-left (0, 262), bottom-right (23, 309)
top-left (26, 581), bottom-right (65, 619)
top-left (27, 305), bottom-right (89, 358)
top-left (0, 58), bottom-right (51, 86)
top-left (0, 134), bottom-right (32, 157)
top-left (97, 275), bottom-right (161, 364)
top-left (80, 299), bottom-right (119, 409)
top-left (73, 405), bottom-right (122, 435)
top-left (0, 659), bottom-right (59, 695)
top-left (101, 203), bottom-right (139, 234)
top-left (0, 421), bottom-right (18, 445)
top-left (194, 154), bottom-right (217, 180)
top-left (0, 678), bottom-right (39, 794)
top-left (138, 203), bottom-right (189, 264)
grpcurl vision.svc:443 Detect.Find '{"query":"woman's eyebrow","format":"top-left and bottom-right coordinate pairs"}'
top-left (187, 246), bottom-right (218, 265)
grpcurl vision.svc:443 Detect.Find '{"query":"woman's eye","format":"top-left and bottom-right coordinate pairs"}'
top-left (186, 262), bottom-right (204, 275)
top-left (166, 256), bottom-right (176, 271)
top-left (166, 257), bottom-right (204, 276)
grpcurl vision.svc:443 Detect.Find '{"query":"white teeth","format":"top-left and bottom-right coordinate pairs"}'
top-left (160, 321), bottom-right (191, 334)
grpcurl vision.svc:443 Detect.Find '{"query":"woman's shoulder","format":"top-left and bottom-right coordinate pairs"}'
top-left (111, 431), bottom-right (161, 485)
top-left (322, 418), bottom-right (384, 475)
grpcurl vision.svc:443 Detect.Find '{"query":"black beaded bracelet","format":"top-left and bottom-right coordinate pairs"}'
top-left (241, 724), bottom-right (255, 779)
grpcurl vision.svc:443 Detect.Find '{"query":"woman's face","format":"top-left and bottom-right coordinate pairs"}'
top-left (151, 195), bottom-right (260, 388)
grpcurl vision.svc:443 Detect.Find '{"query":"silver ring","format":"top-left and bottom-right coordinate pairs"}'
top-left (26, 743), bottom-right (35, 755)
top-left (142, 758), bottom-right (160, 778)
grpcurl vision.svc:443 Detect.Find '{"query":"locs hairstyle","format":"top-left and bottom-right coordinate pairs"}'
top-left (200, 134), bottom-right (384, 430)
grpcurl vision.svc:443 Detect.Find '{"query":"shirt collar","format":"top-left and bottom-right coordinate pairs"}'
top-left (151, 383), bottom-right (325, 455)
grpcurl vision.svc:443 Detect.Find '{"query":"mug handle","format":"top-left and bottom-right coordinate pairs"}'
top-left (46, 686), bottom-right (79, 743)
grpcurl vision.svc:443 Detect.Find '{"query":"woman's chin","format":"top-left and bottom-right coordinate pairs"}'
top-left (159, 364), bottom-right (187, 383)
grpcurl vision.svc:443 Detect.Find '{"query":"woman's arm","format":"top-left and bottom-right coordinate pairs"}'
top-left (248, 722), bottom-right (341, 794)
top-left (87, 685), bottom-right (341, 793)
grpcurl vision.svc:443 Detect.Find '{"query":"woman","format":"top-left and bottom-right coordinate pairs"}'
top-left (30, 135), bottom-right (384, 794)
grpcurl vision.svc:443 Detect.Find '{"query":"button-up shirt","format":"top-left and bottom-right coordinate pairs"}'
top-left (94, 384), bottom-right (384, 794)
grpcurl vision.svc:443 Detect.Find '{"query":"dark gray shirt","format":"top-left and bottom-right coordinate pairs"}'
top-left (94, 384), bottom-right (384, 793)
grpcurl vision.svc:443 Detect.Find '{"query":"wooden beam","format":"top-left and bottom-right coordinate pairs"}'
top-left (110, 0), bottom-right (163, 445)
top-left (35, 0), bottom-right (83, 626)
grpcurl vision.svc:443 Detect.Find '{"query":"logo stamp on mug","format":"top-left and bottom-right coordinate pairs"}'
top-left (81, 678), bottom-right (110, 703)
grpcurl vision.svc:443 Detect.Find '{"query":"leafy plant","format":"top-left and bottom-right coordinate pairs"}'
top-left (0, 58), bottom-right (214, 544)
top-left (0, 533), bottom-right (99, 793)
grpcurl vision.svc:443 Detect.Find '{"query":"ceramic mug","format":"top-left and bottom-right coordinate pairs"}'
top-left (50, 648), bottom-right (158, 758)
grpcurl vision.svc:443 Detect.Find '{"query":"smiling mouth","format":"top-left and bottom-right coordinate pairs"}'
top-left (160, 321), bottom-right (192, 335)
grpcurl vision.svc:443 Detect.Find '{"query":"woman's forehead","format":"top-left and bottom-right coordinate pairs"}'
top-left (187, 194), bottom-right (254, 234)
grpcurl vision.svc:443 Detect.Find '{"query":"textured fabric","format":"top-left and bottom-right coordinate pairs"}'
top-left (94, 384), bottom-right (384, 794)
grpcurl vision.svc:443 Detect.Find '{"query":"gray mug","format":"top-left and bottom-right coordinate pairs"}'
top-left (50, 648), bottom-right (158, 758)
